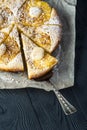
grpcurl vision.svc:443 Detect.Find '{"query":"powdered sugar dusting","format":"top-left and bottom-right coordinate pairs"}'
top-left (0, 6), bottom-right (15, 29)
top-left (10, 26), bottom-right (20, 47)
top-left (4, 0), bottom-right (26, 16)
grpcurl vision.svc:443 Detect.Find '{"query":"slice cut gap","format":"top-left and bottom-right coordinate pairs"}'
top-left (17, 0), bottom-right (28, 12)
top-left (45, 24), bottom-right (62, 27)
top-left (18, 31), bottom-right (27, 72)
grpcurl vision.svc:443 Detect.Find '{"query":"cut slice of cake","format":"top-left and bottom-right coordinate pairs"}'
top-left (17, 0), bottom-right (62, 27)
top-left (17, 0), bottom-right (52, 27)
top-left (21, 33), bottom-right (58, 79)
top-left (0, 25), bottom-right (24, 72)
top-left (18, 24), bottom-right (62, 53)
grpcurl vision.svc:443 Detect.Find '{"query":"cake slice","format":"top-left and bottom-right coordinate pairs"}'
top-left (17, 0), bottom-right (52, 27)
top-left (21, 33), bottom-right (58, 79)
top-left (0, 25), bottom-right (24, 72)
top-left (18, 24), bottom-right (62, 53)
top-left (17, 0), bottom-right (62, 27)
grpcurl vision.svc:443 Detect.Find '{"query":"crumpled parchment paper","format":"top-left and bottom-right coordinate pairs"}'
top-left (0, 0), bottom-right (77, 91)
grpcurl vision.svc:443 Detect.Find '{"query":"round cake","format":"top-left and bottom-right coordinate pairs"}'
top-left (0, 0), bottom-right (62, 79)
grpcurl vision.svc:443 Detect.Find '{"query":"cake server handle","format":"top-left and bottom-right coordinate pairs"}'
top-left (54, 89), bottom-right (77, 115)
